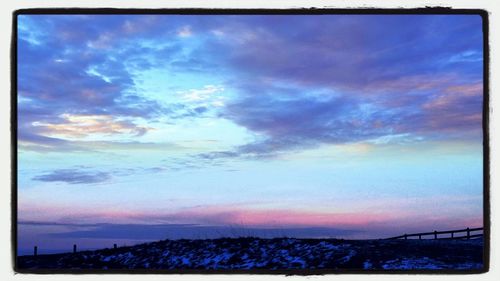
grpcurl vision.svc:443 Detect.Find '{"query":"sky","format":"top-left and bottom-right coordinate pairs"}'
top-left (17, 14), bottom-right (484, 254)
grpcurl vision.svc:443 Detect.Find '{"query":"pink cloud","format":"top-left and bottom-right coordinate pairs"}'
top-left (18, 201), bottom-right (483, 239)
top-left (423, 82), bottom-right (483, 110)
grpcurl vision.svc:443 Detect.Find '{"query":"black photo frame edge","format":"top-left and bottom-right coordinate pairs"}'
top-left (10, 7), bottom-right (491, 275)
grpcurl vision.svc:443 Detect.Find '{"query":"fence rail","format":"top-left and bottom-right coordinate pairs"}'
top-left (32, 243), bottom-right (121, 256)
top-left (385, 227), bottom-right (484, 240)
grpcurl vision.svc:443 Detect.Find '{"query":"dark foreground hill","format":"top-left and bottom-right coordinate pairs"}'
top-left (17, 237), bottom-right (484, 271)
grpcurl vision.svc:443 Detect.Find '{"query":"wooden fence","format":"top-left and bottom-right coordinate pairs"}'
top-left (32, 243), bottom-right (119, 257)
top-left (29, 228), bottom-right (484, 256)
top-left (385, 227), bottom-right (484, 240)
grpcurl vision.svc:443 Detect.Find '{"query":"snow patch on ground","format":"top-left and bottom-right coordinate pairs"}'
top-left (382, 257), bottom-right (447, 269)
top-left (363, 260), bottom-right (373, 269)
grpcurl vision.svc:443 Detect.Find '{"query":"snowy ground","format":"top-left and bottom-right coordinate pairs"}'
top-left (17, 237), bottom-right (484, 271)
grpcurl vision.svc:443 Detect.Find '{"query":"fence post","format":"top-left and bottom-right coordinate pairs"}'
top-left (404, 234), bottom-right (407, 240)
top-left (34, 246), bottom-right (37, 257)
top-left (418, 234), bottom-right (421, 240)
top-left (467, 227), bottom-right (470, 239)
top-left (114, 244), bottom-right (117, 249)
top-left (434, 231), bottom-right (437, 239)
top-left (73, 244), bottom-right (77, 253)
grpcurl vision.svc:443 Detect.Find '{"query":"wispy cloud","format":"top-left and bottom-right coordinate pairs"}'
top-left (181, 85), bottom-right (224, 102)
top-left (32, 114), bottom-right (152, 138)
top-left (177, 25), bottom-right (192, 38)
top-left (32, 169), bottom-right (111, 185)
top-left (19, 137), bottom-right (181, 154)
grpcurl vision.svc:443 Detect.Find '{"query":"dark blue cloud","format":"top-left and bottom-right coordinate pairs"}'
top-left (18, 37), bottom-right (164, 117)
top-left (210, 15), bottom-right (483, 91)
top-left (196, 82), bottom-right (417, 158)
top-left (203, 15), bottom-right (483, 156)
top-left (32, 169), bottom-right (111, 185)
top-left (18, 16), bottom-right (186, 150)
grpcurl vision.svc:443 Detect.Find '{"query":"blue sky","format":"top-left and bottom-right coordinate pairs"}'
top-left (17, 14), bottom-right (484, 253)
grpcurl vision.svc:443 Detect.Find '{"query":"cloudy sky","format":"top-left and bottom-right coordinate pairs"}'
top-left (18, 14), bottom-right (484, 254)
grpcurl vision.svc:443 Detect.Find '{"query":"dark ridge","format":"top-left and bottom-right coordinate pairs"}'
top-left (17, 237), bottom-right (483, 272)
